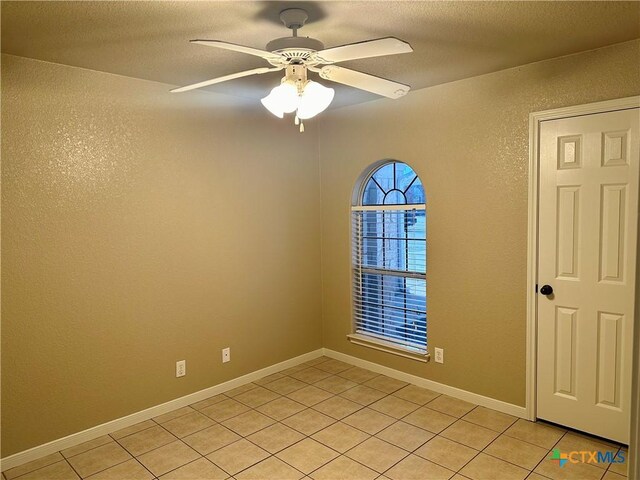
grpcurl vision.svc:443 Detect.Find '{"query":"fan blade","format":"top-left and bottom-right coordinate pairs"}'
top-left (191, 40), bottom-right (282, 61)
top-left (318, 65), bottom-right (410, 99)
top-left (314, 37), bottom-right (412, 64)
top-left (170, 67), bottom-right (282, 93)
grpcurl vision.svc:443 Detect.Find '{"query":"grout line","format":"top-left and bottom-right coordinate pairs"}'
top-left (228, 435), bottom-right (304, 478)
top-left (9, 459), bottom-right (80, 480)
top-left (76, 456), bottom-right (133, 480)
top-left (58, 437), bottom-right (114, 461)
top-left (108, 421), bottom-right (157, 443)
top-left (448, 417), bottom-right (536, 474)
top-left (56, 443), bottom-right (94, 462)
top-left (63, 458), bottom-right (83, 480)
top-left (534, 430), bottom-right (569, 475)
top-left (151, 405), bottom-right (198, 425)
top-left (147, 456), bottom-right (203, 479)
top-left (451, 448), bottom-right (481, 475)
top-left (500, 423), bottom-right (567, 450)
top-left (129, 421), bottom-right (179, 451)
top-left (130, 457), bottom-right (157, 480)
top-left (163, 412), bottom-right (227, 441)
top-left (6, 458), bottom-right (67, 480)
top-left (76, 438), bottom-right (158, 478)
top-left (603, 446), bottom-right (629, 477)
top-left (479, 447), bottom-right (535, 473)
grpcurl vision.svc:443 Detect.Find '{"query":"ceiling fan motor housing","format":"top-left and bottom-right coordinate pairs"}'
top-left (266, 37), bottom-right (325, 61)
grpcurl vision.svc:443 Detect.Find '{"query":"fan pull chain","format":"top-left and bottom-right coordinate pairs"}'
top-left (300, 121), bottom-right (305, 133)
top-left (294, 115), bottom-right (300, 125)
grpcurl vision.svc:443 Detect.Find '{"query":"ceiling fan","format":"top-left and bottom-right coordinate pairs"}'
top-left (171, 8), bottom-right (413, 131)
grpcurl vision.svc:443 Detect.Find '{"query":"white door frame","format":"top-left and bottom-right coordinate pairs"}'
top-left (526, 96), bottom-right (640, 467)
top-left (632, 254), bottom-right (640, 480)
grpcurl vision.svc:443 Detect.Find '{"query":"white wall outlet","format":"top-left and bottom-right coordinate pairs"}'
top-left (434, 348), bottom-right (444, 364)
top-left (222, 347), bottom-right (230, 363)
top-left (176, 360), bottom-right (186, 377)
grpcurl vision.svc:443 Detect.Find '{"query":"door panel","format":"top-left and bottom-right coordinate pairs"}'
top-left (600, 184), bottom-right (626, 283)
top-left (553, 306), bottom-right (578, 398)
top-left (556, 186), bottom-right (580, 279)
top-left (596, 311), bottom-right (623, 408)
top-left (537, 108), bottom-right (639, 443)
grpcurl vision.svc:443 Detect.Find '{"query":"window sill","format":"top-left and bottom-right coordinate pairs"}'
top-left (347, 334), bottom-right (430, 363)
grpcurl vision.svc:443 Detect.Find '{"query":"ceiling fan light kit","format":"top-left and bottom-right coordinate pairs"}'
top-left (171, 8), bottom-right (413, 132)
top-left (261, 65), bottom-right (335, 129)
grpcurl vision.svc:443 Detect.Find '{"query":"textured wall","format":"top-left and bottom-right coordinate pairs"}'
top-left (1, 54), bottom-right (322, 457)
top-left (317, 40), bottom-right (640, 407)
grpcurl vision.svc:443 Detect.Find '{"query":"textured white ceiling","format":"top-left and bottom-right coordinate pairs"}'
top-left (2, 1), bottom-right (639, 108)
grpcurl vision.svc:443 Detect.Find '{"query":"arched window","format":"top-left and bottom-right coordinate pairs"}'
top-left (350, 161), bottom-right (427, 358)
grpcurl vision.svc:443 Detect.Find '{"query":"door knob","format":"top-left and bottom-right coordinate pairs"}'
top-left (540, 284), bottom-right (553, 296)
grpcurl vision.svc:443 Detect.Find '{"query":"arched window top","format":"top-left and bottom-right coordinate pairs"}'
top-left (360, 161), bottom-right (425, 206)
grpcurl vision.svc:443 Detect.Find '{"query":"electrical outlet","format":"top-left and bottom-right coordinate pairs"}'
top-left (176, 360), bottom-right (186, 377)
top-left (222, 347), bottom-right (230, 363)
top-left (434, 348), bottom-right (444, 364)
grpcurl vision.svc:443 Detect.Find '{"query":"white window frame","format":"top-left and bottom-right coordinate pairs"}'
top-left (348, 162), bottom-right (429, 362)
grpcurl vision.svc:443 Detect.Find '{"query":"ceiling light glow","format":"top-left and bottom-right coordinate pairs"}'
top-left (260, 82), bottom-right (299, 118)
top-left (260, 73), bottom-right (335, 130)
top-left (296, 81), bottom-right (335, 120)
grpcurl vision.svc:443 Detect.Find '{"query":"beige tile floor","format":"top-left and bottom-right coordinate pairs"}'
top-left (3, 356), bottom-right (629, 480)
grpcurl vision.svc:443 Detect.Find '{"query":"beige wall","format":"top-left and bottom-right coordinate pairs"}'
top-left (1, 54), bottom-right (322, 457)
top-left (317, 40), bottom-right (640, 407)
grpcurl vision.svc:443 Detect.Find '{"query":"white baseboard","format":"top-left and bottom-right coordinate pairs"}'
top-left (0, 349), bottom-right (324, 472)
top-left (323, 348), bottom-right (528, 419)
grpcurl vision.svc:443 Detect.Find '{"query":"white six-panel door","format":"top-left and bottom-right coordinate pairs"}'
top-left (537, 108), bottom-right (639, 443)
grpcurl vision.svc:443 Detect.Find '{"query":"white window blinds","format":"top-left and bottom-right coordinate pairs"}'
top-left (351, 205), bottom-right (427, 352)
